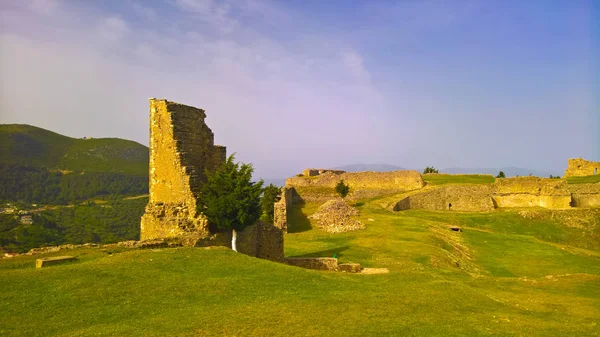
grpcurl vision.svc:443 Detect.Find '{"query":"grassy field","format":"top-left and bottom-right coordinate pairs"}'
top-left (566, 174), bottom-right (600, 184)
top-left (423, 174), bottom-right (495, 185)
top-left (1, 195), bottom-right (599, 336)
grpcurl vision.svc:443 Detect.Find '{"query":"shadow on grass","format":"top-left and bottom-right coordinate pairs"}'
top-left (287, 246), bottom-right (350, 259)
top-left (287, 205), bottom-right (312, 233)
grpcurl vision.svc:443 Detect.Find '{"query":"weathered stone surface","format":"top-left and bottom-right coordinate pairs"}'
top-left (36, 256), bottom-right (76, 268)
top-left (284, 257), bottom-right (339, 271)
top-left (309, 200), bottom-right (365, 233)
top-left (338, 263), bottom-right (362, 273)
top-left (491, 177), bottom-right (571, 208)
top-left (564, 158), bottom-right (600, 177)
top-left (394, 185), bottom-right (494, 212)
top-left (568, 183), bottom-right (600, 207)
top-left (139, 99), bottom-right (284, 260)
top-left (141, 99), bottom-right (225, 241)
top-left (287, 170), bottom-right (424, 192)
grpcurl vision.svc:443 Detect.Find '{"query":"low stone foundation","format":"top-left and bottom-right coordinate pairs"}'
top-left (284, 257), bottom-right (340, 271)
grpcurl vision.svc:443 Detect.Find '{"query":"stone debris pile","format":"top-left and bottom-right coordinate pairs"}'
top-left (310, 200), bottom-right (365, 233)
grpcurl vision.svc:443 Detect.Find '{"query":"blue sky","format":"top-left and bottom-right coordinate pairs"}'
top-left (0, 0), bottom-right (598, 179)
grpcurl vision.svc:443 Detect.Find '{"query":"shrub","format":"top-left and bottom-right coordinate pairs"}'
top-left (335, 179), bottom-right (350, 199)
top-left (496, 171), bottom-right (506, 178)
top-left (423, 166), bottom-right (439, 174)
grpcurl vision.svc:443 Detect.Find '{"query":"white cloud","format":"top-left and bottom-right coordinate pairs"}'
top-left (0, 0), bottom-right (384, 178)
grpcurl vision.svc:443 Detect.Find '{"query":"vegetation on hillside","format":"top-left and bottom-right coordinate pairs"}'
top-left (496, 171), bottom-right (506, 178)
top-left (423, 174), bottom-right (495, 185)
top-left (0, 163), bottom-right (148, 204)
top-left (566, 174), bottom-right (600, 184)
top-left (0, 197), bottom-right (146, 253)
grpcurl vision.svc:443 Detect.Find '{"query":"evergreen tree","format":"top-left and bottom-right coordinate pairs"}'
top-left (198, 155), bottom-right (263, 252)
top-left (335, 179), bottom-right (350, 199)
top-left (423, 166), bottom-right (439, 174)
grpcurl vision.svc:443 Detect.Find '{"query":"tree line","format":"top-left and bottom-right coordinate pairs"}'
top-left (0, 163), bottom-right (148, 204)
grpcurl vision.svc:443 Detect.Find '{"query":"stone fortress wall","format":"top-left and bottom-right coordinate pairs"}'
top-left (140, 99), bottom-right (283, 260)
top-left (564, 158), bottom-right (600, 177)
top-left (286, 169), bottom-right (425, 201)
top-left (394, 176), bottom-right (600, 212)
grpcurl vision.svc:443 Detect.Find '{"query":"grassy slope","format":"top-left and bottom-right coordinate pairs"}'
top-left (423, 174), bottom-right (495, 185)
top-left (0, 124), bottom-right (148, 175)
top-left (2, 194), bottom-right (599, 336)
top-left (566, 175), bottom-right (600, 184)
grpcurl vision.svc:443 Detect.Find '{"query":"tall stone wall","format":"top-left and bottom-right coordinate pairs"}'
top-left (274, 187), bottom-right (296, 232)
top-left (564, 158), bottom-right (600, 177)
top-left (568, 183), bottom-right (600, 207)
top-left (394, 185), bottom-right (495, 212)
top-left (141, 99), bottom-right (226, 241)
top-left (491, 177), bottom-right (572, 208)
top-left (286, 169), bottom-right (425, 198)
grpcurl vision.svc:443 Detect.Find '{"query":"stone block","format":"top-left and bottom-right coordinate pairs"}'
top-left (338, 263), bottom-right (362, 273)
top-left (36, 256), bottom-right (76, 268)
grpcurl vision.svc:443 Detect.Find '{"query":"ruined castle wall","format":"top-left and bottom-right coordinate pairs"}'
top-left (564, 158), bottom-right (600, 177)
top-left (274, 187), bottom-right (296, 232)
top-left (491, 177), bottom-right (572, 209)
top-left (568, 183), bottom-right (600, 207)
top-left (393, 185), bottom-right (495, 212)
top-left (286, 170), bottom-right (425, 196)
top-left (141, 99), bottom-right (226, 241)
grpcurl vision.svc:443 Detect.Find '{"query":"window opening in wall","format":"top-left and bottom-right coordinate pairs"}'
top-left (595, 168), bottom-right (598, 175)
top-left (448, 203), bottom-right (452, 209)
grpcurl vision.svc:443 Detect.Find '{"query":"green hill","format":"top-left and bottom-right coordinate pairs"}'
top-left (0, 124), bottom-right (148, 175)
top-left (1, 195), bottom-right (599, 336)
top-left (0, 124), bottom-right (149, 204)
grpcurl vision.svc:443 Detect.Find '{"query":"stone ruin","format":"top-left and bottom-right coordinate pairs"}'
top-left (140, 99), bottom-right (283, 260)
top-left (564, 158), bottom-right (600, 177)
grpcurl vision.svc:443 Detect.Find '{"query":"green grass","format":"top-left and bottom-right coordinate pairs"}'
top-left (2, 197), bottom-right (600, 336)
top-left (423, 174), bottom-right (495, 185)
top-left (566, 175), bottom-right (600, 184)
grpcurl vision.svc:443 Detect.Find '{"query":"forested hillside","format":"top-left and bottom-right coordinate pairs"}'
top-left (0, 124), bottom-right (149, 204)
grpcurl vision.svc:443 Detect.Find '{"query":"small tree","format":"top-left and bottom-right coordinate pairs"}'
top-left (198, 155), bottom-right (263, 252)
top-left (423, 166), bottom-right (439, 174)
top-left (260, 184), bottom-right (281, 224)
top-left (335, 179), bottom-right (350, 199)
top-left (496, 171), bottom-right (506, 178)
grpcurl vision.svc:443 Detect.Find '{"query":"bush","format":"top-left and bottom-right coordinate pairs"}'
top-left (423, 166), bottom-right (439, 174)
top-left (335, 180), bottom-right (350, 198)
top-left (496, 171), bottom-right (506, 178)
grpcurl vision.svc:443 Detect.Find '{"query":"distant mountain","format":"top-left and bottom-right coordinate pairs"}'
top-left (440, 167), bottom-right (560, 178)
top-left (0, 124), bottom-right (149, 204)
top-left (333, 164), bottom-right (405, 172)
top-left (0, 124), bottom-right (148, 175)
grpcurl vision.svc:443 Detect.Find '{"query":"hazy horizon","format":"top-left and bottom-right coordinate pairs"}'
top-left (1, 0), bottom-right (598, 179)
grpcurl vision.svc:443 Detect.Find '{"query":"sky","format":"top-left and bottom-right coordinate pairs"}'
top-left (0, 0), bottom-right (598, 179)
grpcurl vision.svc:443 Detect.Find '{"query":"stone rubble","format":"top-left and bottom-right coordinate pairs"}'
top-left (309, 200), bottom-right (365, 233)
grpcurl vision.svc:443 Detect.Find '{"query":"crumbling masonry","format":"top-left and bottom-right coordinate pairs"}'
top-left (140, 99), bottom-right (283, 260)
